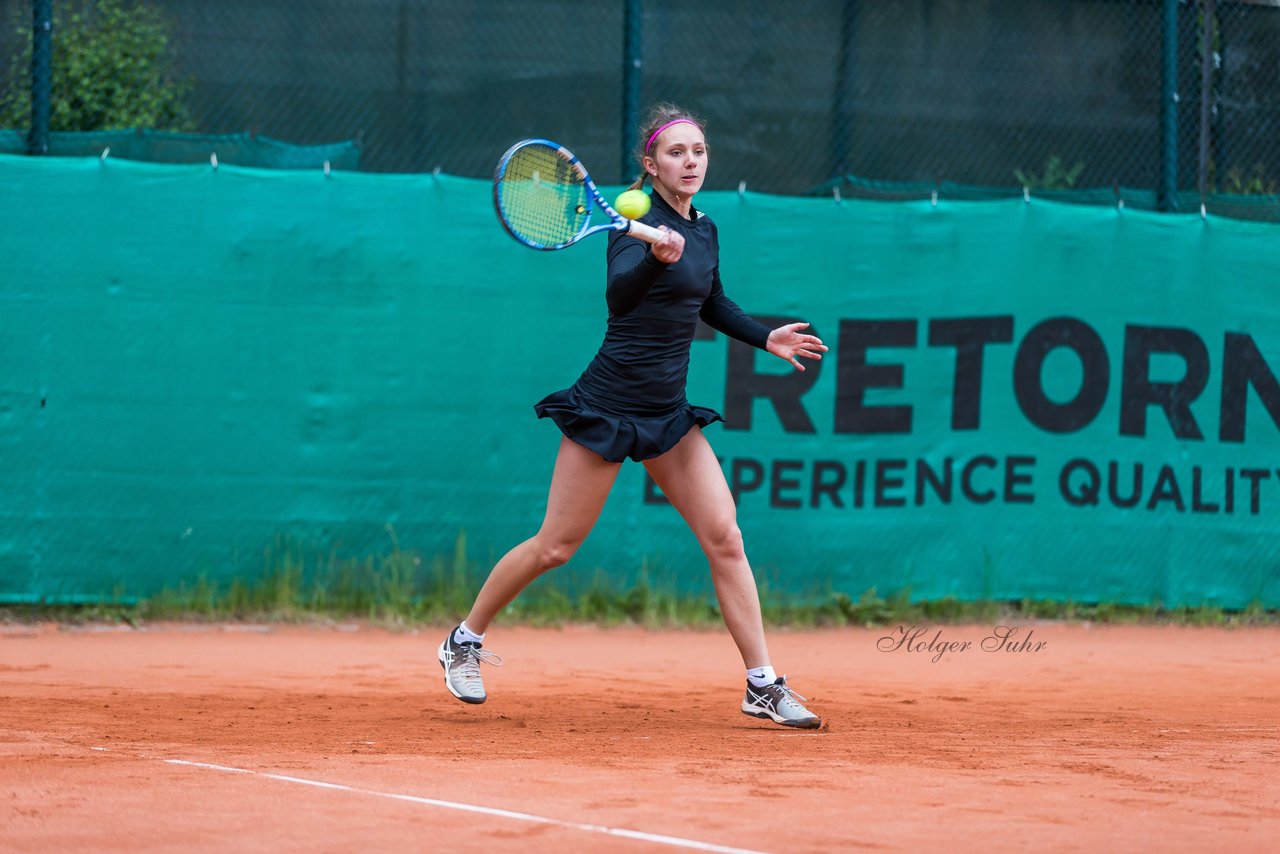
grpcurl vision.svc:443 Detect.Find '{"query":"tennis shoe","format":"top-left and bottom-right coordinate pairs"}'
top-left (438, 626), bottom-right (502, 705)
top-left (742, 676), bottom-right (821, 729)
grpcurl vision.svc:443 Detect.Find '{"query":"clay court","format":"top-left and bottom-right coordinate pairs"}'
top-left (2, 621), bottom-right (1276, 852)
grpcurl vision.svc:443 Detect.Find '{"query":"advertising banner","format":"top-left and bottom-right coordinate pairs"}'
top-left (2, 155), bottom-right (1277, 607)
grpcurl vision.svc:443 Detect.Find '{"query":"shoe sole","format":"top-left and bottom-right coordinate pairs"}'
top-left (437, 642), bottom-right (486, 705)
top-left (742, 705), bottom-right (821, 729)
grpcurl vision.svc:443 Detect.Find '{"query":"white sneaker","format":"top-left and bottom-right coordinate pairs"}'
top-left (741, 676), bottom-right (821, 729)
top-left (437, 626), bottom-right (502, 705)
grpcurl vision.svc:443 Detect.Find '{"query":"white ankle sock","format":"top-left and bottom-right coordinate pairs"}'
top-left (746, 666), bottom-right (777, 687)
top-left (454, 621), bottom-right (485, 645)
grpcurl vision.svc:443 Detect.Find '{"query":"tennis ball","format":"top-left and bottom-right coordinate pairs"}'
top-left (615, 189), bottom-right (651, 220)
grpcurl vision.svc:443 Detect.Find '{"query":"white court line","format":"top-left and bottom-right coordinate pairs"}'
top-left (164, 759), bottom-right (769, 854)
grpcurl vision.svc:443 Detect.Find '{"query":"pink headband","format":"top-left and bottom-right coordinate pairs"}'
top-left (645, 119), bottom-right (699, 154)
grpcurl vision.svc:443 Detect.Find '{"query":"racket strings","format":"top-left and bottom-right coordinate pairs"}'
top-left (497, 144), bottom-right (589, 247)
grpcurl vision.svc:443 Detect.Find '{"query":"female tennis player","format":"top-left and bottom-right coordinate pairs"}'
top-left (440, 104), bottom-right (827, 728)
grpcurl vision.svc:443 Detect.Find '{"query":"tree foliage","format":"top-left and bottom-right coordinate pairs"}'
top-left (0, 0), bottom-right (192, 131)
top-left (1014, 155), bottom-right (1086, 192)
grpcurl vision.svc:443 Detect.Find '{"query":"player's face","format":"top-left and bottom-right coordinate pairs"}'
top-left (645, 124), bottom-right (708, 198)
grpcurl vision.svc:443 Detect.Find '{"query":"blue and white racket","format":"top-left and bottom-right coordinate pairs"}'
top-left (493, 139), bottom-right (662, 251)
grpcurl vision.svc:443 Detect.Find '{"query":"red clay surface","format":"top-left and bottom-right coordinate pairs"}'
top-left (2, 621), bottom-right (1277, 852)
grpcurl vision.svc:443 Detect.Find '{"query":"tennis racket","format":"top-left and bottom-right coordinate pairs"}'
top-left (493, 139), bottom-right (663, 251)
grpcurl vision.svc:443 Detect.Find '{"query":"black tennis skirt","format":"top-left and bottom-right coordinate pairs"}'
top-left (533, 386), bottom-right (722, 463)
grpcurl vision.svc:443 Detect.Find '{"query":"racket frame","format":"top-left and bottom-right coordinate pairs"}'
top-left (493, 138), bottom-right (662, 250)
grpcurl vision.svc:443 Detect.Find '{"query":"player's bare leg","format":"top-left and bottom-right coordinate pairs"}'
top-left (467, 437), bottom-right (621, 631)
top-left (643, 427), bottom-right (820, 728)
top-left (439, 437), bottom-right (620, 703)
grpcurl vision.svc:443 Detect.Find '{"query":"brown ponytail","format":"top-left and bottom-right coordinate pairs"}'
top-left (626, 103), bottom-right (707, 191)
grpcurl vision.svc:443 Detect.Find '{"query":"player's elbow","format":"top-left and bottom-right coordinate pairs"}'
top-left (607, 294), bottom-right (638, 317)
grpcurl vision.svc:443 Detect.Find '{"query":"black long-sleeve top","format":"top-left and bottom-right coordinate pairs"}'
top-left (569, 190), bottom-right (772, 416)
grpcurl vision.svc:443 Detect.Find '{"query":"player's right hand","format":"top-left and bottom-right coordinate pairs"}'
top-left (651, 225), bottom-right (684, 264)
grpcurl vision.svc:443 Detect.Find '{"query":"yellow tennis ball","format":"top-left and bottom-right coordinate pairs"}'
top-left (615, 189), bottom-right (651, 220)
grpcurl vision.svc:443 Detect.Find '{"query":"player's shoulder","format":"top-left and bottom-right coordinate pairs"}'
top-left (689, 202), bottom-right (716, 227)
top-left (693, 207), bottom-right (718, 238)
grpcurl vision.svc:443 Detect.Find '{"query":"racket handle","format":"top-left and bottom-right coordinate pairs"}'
top-left (625, 220), bottom-right (664, 244)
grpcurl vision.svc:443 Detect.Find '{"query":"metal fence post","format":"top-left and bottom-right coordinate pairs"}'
top-left (1159, 0), bottom-right (1179, 211)
top-left (29, 0), bottom-right (52, 155)
top-left (621, 0), bottom-right (642, 184)
top-left (1197, 0), bottom-right (1216, 199)
top-left (830, 0), bottom-right (859, 182)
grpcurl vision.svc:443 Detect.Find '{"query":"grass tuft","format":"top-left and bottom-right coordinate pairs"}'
top-left (2, 532), bottom-right (1276, 629)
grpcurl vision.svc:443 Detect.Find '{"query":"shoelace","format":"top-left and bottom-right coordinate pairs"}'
top-left (775, 681), bottom-right (807, 703)
top-left (754, 678), bottom-right (808, 711)
top-left (773, 683), bottom-right (809, 712)
top-left (456, 644), bottom-right (502, 680)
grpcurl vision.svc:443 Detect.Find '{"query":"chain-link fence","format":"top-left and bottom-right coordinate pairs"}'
top-left (2, 0), bottom-right (1278, 209)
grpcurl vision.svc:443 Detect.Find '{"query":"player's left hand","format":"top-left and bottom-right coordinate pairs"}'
top-left (766, 322), bottom-right (827, 371)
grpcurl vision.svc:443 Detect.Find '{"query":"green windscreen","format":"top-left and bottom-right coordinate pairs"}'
top-left (0, 130), bottom-right (360, 170)
top-left (2, 153), bottom-right (1278, 608)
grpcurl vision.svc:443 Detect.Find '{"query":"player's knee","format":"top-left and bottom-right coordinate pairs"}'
top-left (535, 538), bottom-right (581, 570)
top-left (704, 522), bottom-right (745, 563)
